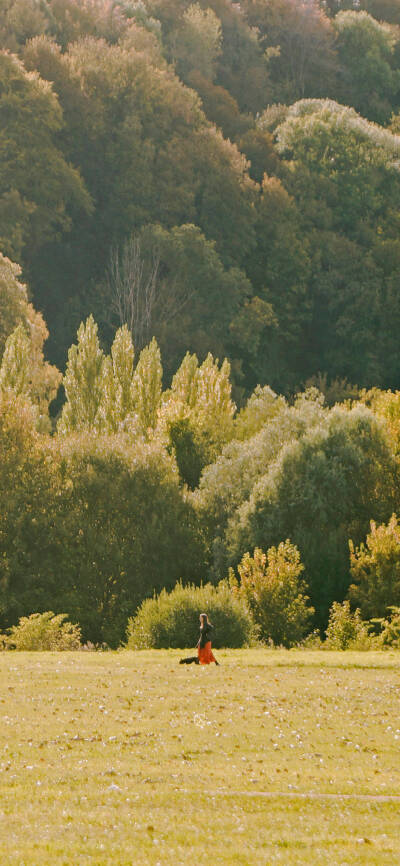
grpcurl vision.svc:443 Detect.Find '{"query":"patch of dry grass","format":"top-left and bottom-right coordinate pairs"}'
top-left (0, 649), bottom-right (399, 864)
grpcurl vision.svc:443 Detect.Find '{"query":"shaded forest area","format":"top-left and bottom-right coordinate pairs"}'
top-left (1, 0), bottom-right (400, 396)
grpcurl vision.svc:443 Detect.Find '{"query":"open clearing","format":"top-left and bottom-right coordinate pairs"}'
top-left (0, 649), bottom-right (399, 865)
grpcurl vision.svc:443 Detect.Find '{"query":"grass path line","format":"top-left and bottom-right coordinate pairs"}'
top-left (206, 790), bottom-right (400, 802)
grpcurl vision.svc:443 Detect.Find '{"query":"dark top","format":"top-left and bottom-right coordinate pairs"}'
top-left (198, 622), bottom-right (213, 648)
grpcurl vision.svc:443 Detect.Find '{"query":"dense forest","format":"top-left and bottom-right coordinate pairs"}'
top-left (2, 0), bottom-right (400, 646)
top-left (1, 0), bottom-right (400, 394)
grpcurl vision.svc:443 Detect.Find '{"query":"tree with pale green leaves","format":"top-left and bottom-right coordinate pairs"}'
top-left (349, 514), bottom-right (400, 619)
top-left (227, 405), bottom-right (399, 627)
top-left (170, 351), bottom-right (199, 409)
top-left (131, 336), bottom-right (162, 436)
top-left (233, 385), bottom-right (286, 441)
top-left (163, 351), bottom-right (236, 463)
top-left (58, 315), bottom-right (105, 434)
top-left (59, 319), bottom-right (162, 438)
top-left (194, 354), bottom-right (235, 446)
top-left (0, 324), bottom-right (30, 397)
top-left (112, 324), bottom-right (135, 418)
top-left (98, 325), bottom-right (135, 433)
top-left (0, 312), bottom-right (61, 429)
top-left (0, 254), bottom-right (29, 361)
top-left (271, 98), bottom-right (400, 387)
top-left (157, 350), bottom-right (237, 486)
top-left (194, 388), bottom-right (326, 576)
top-left (174, 3), bottom-right (222, 82)
top-left (0, 51), bottom-right (91, 262)
top-left (334, 10), bottom-right (400, 124)
top-left (229, 542), bottom-right (313, 647)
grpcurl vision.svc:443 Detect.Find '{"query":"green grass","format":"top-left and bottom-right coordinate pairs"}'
top-left (1, 649), bottom-right (400, 864)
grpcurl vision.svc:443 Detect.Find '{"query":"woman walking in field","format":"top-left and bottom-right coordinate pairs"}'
top-left (180, 613), bottom-right (219, 665)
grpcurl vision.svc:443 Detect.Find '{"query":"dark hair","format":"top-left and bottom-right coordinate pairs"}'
top-left (200, 612), bottom-right (212, 626)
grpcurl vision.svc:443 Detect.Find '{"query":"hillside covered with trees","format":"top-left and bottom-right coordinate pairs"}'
top-left (1, 0), bottom-right (400, 393)
top-left (2, 0), bottom-right (400, 646)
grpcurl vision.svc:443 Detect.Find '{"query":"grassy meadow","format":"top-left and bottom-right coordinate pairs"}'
top-left (1, 649), bottom-right (400, 865)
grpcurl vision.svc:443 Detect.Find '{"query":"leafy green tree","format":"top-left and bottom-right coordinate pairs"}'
top-left (349, 514), bottom-right (400, 618)
top-left (164, 350), bottom-right (236, 456)
top-left (0, 51), bottom-right (91, 262)
top-left (173, 2), bottom-right (222, 82)
top-left (0, 0), bottom-right (50, 51)
top-left (334, 11), bottom-right (400, 124)
top-left (111, 323), bottom-right (135, 418)
top-left (242, 0), bottom-right (337, 104)
top-left (0, 324), bottom-right (30, 396)
top-left (98, 324), bottom-right (135, 433)
top-left (46, 433), bottom-right (205, 645)
top-left (233, 385), bottom-right (286, 441)
top-left (0, 400), bottom-right (205, 644)
top-left (195, 389), bottom-right (325, 564)
top-left (0, 389), bottom-right (58, 626)
top-left (167, 416), bottom-right (207, 489)
top-left (188, 71), bottom-right (251, 141)
top-left (323, 0), bottom-right (400, 24)
top-left (193, 353), bottom-right (235, 447)
top-left (58, 315), bottom-right (105, 433)
top-left (228, 297), bottom-right (277, 394)
top-left (227, 406), bottom-right (399, 627)
top-left (0, 254), bottom-right (30, 360)
top-left (235, 127), bottom-right (280, 185)
top-left (149, 0), bottom-right (271, 114)
top-left (372, 606), bottom-right (400, 648)
top-left (361, 388), bottom-right (400, 455)
top-left (305, 232), bottom-right (382, 386)
top-left (275, 100), bottom-right (400, 235)
top-left (273, 99), bottom-right (400, 387)
top-left (131, 337), bottom-right (162, 436)
top-left (210, 0), bottom-right (271, 114)
top-left (160, 350), bottom-right (237, 485)
top-left (119, 2), bottom-right (162, 40)
top-left (107, 223), bottom-right (252, 383)
top-left (244, 174), bottom-right (311, 391)
top-left (2, 611), bottom-right (81, 650)
top-left (230, 542), bottom-right (313, 647)
top-left (170, 350), bottom-right (199, 408)
top-left (0, 314), bottom-right (61, 428)
top-left (324, 600), bottom-right (371, 649)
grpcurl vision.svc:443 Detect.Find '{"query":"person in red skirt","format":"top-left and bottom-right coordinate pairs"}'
top-left (179, 613), bottom-right (220, 665)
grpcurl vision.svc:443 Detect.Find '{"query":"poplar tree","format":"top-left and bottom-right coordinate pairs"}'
top-left (194, 354), bottom-right (236, 446)
top-left (98, 357), bottom-right (118, 433)
top-left (99, 325), bottom-right (135, 432)
top-left (163, 351), bottom-right (236, 481)
top-left (131, 337), bottom-right (162, 436)
top-left (58, 315), bottom-right (104, 433)
top-left (169, 351), bottom-right (236, 440)
top-left (111, 325), bottom-right (135, 421)
top-left (0, 324), bottom-right (30, 397)
top-left (170, 351), bottom-right (199, 409)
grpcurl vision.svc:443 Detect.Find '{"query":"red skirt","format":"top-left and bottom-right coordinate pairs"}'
top-left (198, 641), bottom-right (217, 664)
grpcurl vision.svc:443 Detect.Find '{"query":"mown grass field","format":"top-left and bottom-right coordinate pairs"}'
top-left (1, 649), bottom-right (399, 865)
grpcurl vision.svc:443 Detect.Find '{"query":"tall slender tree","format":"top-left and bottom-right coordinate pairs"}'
top-left (58, 315), bottom-right (104, 433)
top-left (131, 337), bottom-right (162, 436)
